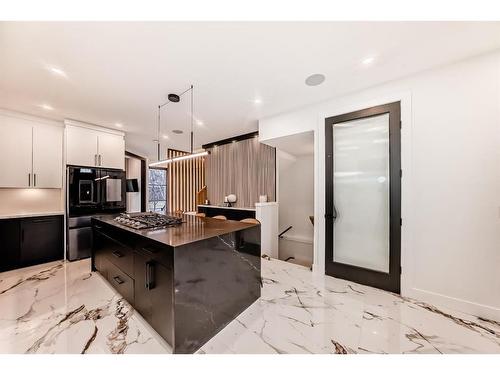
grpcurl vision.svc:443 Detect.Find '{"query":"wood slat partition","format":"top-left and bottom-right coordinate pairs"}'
top-left (167, 148), bottom-right (206, 213)
top-left (205, 137), bottom-right (276, 208)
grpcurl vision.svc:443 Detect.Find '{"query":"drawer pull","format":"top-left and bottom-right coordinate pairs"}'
top-left (142, 246), bottom-right (159, 255)
top-left (112, 251), bottom-right (124, 258)
top-left (113, 276), bottom-right (125, 285)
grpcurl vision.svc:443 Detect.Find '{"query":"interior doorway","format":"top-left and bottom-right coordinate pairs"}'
top-left (325, 102), bottom-right (401, 293)
top-left (272, 131), bottom-right (315, 268)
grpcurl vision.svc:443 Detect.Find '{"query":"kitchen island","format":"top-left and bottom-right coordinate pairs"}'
top-left (91, 213), bottom-right (261, 354)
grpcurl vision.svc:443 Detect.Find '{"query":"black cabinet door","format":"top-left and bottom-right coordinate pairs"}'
top-left (20, 216), bottom-right (63, 267)
top-left (0, 219), bottom-right (21, 272)
top-left (133, 251), bottom-right (152, 321)
top-left (150, 261), bottom-right (174, 343)
top-left (134, 250), bottom-right (174, 346)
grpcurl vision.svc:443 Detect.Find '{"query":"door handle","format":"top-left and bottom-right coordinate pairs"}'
top-left (113, 276), bottom-right (125, 285)
top-left (332, 203), bottom-right (338, 220)
top-left (145, 261), bottom-right (155, 290)
top-left (112, 250), bottom-right (124, 258)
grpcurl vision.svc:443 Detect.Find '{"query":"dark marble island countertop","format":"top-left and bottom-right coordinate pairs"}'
top-left (92, 213), bottom-right (259, 248)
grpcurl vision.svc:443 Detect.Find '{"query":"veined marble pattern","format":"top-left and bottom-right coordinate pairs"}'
top-left (1, 258), bottom-right (499, 354)
top-left (201, 258), bottom-right (500, 354)
top-left (0, 260), bottom-right (171, 354)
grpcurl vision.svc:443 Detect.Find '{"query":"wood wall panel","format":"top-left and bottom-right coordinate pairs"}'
top-left (205, 137), bottom-right (275, 208)
top-left (167, 149), bottom-right (205, 213)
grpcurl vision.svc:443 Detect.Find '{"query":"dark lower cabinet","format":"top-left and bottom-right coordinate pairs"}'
top-left (134, 250), bottom-right (174, 346)
top-left (0, 215), bottom-right (63, 272)
top-left (93, 224), bottom-right (175, 348)
top-left (0, 219), bottom-right (21, 272)
top-left (20, 216), bottom-right (63, 268)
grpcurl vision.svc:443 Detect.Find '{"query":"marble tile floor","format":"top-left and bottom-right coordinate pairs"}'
top-left (1, 257), bottom-right (499, 354)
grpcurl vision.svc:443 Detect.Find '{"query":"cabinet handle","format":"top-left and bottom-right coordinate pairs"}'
top-left (34, 173), bottom-right (37, 187)
top-left (145, 261), bottom-right (155, 290)
top-left (98, 154), bottom-right (102, 166)
top-left (32, 218), bottom-right (55, 223)
top-left (141, 246), bottom-right (159, 255)
top-left (28, 173), bottom-right (31, 186)
top-left (113, 276), bottom-right (125, 285)
top-left (112, 250), bottom-right (124, 258)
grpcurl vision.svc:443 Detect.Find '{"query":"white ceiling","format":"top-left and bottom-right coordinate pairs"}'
top-left (1, 21), bottom-right (500, 160)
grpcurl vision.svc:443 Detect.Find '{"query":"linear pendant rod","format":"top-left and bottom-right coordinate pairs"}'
top-left (153, 84), bottom-right (203, 167)
top-left (190, 84), bottom-right (194, 154)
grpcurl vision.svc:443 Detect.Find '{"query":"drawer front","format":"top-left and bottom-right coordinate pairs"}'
top-left (94, 228), bottom-right (134, 277)
top-left (105, 258), bottom-right (134, 304)
top-left (135, 240), bottom-right (173, 270)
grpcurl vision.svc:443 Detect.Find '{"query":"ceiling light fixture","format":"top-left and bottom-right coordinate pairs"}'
top-left (149, 85), bottom-right (209, 168)
top-left (149, 151), bottom-right (209, 167)
top-left (115, 123), bottom-right (123, 128)
top-left (361, 56), bottom-right (376, 66)
top-left (39, 104), bottom-right (54, 111)
top-left (305, 73), bottom-right (326, 86)
top-left (196, 120), bottom-right (204, 126)
top-left (253, 98), bottom-right (262, 105)
top-left (48, 66), bottom-right (67, 78)
top-left (162, 134), bottom-right (169, 140)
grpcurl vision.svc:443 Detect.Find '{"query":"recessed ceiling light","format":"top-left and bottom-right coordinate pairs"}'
top-left (361, 56), bottom-right (376, 66)
top-left (253, 98), bottom-right (262, 105)
top-left (38, 104), bottom-right (54, 111)
top-left (162, 134), bottom-right (169, 140)
top-left (305, 73), bottom-right (326, 86)
top-left (48, 66), bottom-right (67, 78)
top-left (115, 123), bottom-right (123, 128)
top-left (196, 120), bottom-right (204, 126)
top-left (172, 129), bottom-right (183, 135)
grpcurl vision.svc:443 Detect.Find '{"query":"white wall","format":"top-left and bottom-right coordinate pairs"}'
top-left (125, 156), bottom-right (142, 213)
top-left (259, 50), bottom-right (500, 320)
top-left (277, 150), bottom-right (314, 265)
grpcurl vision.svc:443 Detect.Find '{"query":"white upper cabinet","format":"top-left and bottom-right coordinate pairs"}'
top-left (33, 125), bottom-right (63, 188)
top-left (66, 122), bottom-right (125, 170)
top-left (98, 131), bottom-right (125, 170)
top-left (0, 116), bottom-right (33, 188)
top-left (66, 125), bottom-right (99, 167)
top-left (0, 112), bottom-right (64, 188)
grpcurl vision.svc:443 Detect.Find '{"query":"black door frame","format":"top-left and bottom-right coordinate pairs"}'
top-left (325, 101), bottom-right (401, 293)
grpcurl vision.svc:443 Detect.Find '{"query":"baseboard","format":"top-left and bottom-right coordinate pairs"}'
top-left (407, 287), bottom-right (500, 321)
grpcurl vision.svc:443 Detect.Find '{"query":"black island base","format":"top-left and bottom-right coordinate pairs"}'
top-left (91, 213), bottom-right (261, 354)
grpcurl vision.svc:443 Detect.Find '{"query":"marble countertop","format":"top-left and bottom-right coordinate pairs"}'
top-left (93, 213), bottom-right (259, 248)
top-left (0, 211), bottom-right (65, 220)
top-left (197, 204), bottom-right (256, 211)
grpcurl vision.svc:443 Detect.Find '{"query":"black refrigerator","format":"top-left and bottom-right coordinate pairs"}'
top-left (66, 166), bottom-right (126, 261)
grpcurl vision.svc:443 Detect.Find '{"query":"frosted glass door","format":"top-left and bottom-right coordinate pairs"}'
top-left (332, 113), bottom-right (390, 273)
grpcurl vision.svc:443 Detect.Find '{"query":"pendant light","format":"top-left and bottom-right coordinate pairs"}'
top-left (149, 84), bottom-right (208, 168)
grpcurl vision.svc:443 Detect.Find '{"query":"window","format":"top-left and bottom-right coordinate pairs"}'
top-left (148, 168), bottom-right (167, 214)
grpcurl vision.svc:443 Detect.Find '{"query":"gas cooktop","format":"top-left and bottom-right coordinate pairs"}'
top-left (114, 212), bottom-right (183, 229)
